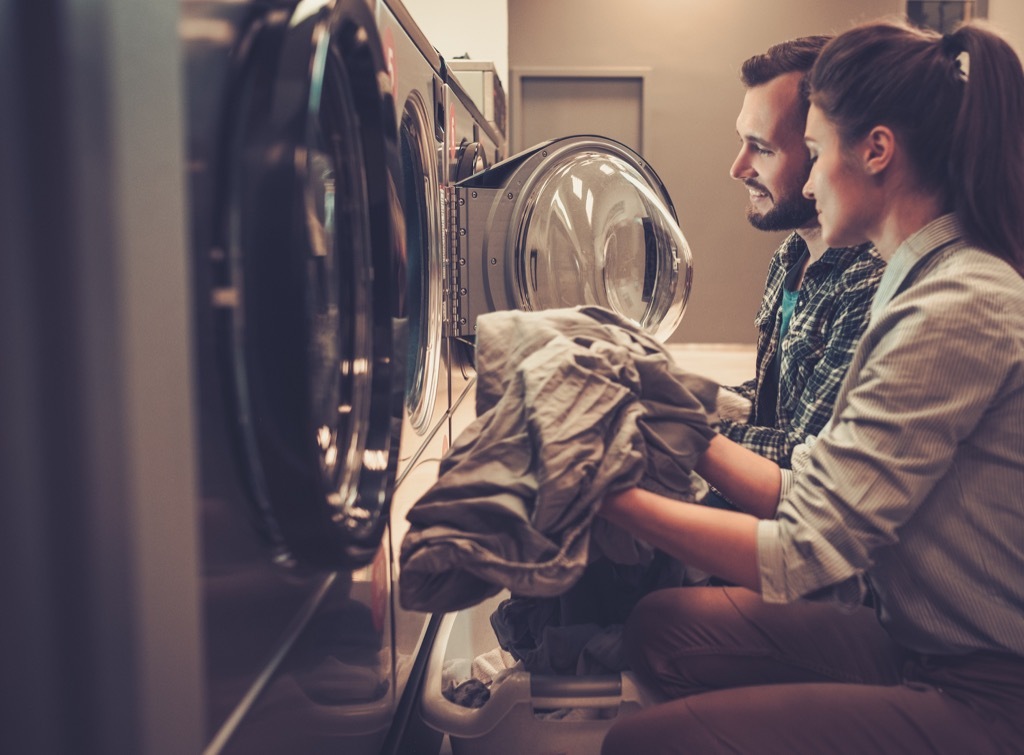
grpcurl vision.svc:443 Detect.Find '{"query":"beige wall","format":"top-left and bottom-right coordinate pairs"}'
top-left (989, 0), bottom-right (1024, 54)
top-left (509, 0), bottom-right (903, 343)
top-left (401, 0), bottom-right (509, 88)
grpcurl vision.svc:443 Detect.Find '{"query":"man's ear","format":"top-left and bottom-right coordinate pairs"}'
top-left (862, 125), bottom-right (895, 175)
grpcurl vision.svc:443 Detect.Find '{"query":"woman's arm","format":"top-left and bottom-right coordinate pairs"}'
top-left (597, 434), bottom-right (783, 590)
top-left (695, 434), bottom-right (783, 519)
top-left (600, 488), bottom-right (762, 590)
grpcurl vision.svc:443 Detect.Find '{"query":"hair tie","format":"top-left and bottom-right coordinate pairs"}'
top-left (940, 32), bottom-right (969, 81)
top-left (940, 32), bottom-right (962, 57)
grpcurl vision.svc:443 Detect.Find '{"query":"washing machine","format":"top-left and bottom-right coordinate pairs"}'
top-left (182, 0), bottom-right (416, 751)
top-left (440, 70), bottom-right (506, 445)
top-left (183, 0), bottom-right (503, 752)
top-left (372, 5), bottom-right (510, 753)
top-left (182, 0), bottom-right (691, 753)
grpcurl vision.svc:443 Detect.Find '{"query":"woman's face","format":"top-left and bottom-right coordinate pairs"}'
top-left (802, 104), bottom-right (877, 248)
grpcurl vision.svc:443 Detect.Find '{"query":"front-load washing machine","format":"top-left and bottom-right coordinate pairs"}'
top-left (372, 5), bottom-right (508, 752)
top-left (182, 0), bottom-right (417, 751)
top-left (441, 134), bottom-right (694, 454)
top-left (184, 0), bottom-right (503, 752)
top-left (182, 0), bottom-right (692, 753)
top-left (441, 70), bottom-right (507, 444)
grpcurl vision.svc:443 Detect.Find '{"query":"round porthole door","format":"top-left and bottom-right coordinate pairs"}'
top-left (450, 135), bottom-right (693, 341)
top-left (214, 0), bottom-right (402, 569)
top-left (397, 92), bottom-right (444, 439)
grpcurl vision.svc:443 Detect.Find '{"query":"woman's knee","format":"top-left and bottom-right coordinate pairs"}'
top-left (601, 705), bottom-right (675, 755)
top-left (602, 700), bottom-right (714, 755)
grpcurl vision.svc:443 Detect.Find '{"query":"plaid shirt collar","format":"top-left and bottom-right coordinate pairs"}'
top-left (778, 232), bottom-right (874, 277)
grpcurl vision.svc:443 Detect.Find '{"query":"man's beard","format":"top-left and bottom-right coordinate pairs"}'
top-left (745, 182), bottom-right (817, 232)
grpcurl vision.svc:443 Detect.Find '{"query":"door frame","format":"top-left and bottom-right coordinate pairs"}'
top-left (509, 66), bottom-right (651, 154)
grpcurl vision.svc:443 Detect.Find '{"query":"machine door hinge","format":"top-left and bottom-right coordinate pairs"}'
top-left (443, 184), bottom-right (469, 337)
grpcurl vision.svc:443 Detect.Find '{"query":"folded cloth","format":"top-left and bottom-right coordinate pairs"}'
top-left (399, 306), bottom-right (718, 612)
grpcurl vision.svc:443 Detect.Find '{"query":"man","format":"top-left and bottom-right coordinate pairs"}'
top-left (714, 36), bottom-right (885, 472)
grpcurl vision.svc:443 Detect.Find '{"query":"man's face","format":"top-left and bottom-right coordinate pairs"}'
top-left (729, 71), bottom-right (818, 232)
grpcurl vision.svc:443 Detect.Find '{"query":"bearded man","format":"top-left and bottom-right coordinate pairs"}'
top-left (711, 37), bottom-right (886, 491)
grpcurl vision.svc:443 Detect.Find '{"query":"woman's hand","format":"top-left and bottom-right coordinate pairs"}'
top-left (599, 486), bottom-right (763, 592)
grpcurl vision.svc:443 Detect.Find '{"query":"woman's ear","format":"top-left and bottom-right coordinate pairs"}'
top-left (862, 125), bottom-right (895, 175)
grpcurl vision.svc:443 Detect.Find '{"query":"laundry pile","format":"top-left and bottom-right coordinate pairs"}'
top-left (399, 306), bottom-right (719, 615)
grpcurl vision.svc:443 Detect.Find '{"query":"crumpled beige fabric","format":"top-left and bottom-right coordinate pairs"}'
top-left (399, 306), bottom-right (719, 613)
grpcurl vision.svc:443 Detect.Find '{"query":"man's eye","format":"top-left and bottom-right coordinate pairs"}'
top-left (756, 147), bottom-right (772, 156)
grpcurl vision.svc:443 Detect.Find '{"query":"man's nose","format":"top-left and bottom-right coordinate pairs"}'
top-left (730, 148), bottom-right (754, 181)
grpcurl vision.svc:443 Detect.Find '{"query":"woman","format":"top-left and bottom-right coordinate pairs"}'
top-left (600, 20), bottom-right (1024, 754)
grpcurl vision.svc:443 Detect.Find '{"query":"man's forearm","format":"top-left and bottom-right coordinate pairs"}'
top-left (696, 434), bottom-right (783, 519)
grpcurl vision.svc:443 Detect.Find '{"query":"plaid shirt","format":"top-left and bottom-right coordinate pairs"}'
top-left (718, 233), bottom-right (885, 467)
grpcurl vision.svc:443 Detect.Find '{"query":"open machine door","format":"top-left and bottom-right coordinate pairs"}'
top-left (213, 0), bottom-right (402, 571)
top-left (448, 135), bottom-right (693, 341)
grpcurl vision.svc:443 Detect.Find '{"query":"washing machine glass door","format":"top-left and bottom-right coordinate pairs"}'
top-left (452, 135), bottom-right (692, 342)
top-left (398, 93), bottom-right (443, 436)
top-left (217, 0), bottom-right (401, 569)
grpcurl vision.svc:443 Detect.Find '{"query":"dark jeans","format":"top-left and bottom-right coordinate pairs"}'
top-left (602, 586), bottom-right (1024, 754)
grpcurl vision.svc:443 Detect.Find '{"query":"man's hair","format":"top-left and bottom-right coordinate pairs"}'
top-left (740, 36), bottom-right (832, 117)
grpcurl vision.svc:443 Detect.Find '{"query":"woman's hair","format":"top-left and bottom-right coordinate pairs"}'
top-left (809, 21), bottom-right (1024, 272)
